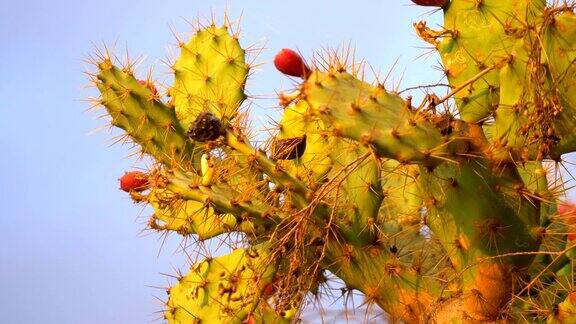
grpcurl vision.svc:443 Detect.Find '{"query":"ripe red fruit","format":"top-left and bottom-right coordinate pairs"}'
top-left (411, 0), bottom-right (449, 7)
top-left (274, 48), bottom-right (311, 78)
top-left (119, 171), bottom-right (149, 192)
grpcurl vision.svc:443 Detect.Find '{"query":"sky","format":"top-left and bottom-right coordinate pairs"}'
top-left (1, 0), bottom-right (574, 323)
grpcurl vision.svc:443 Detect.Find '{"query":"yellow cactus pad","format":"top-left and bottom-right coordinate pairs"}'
top-left (166, 244), bottom-right (289, 324)
top-left (170, 24), bottom-right (248, 129)
top-left (149, 188), bottom-right (237, 240)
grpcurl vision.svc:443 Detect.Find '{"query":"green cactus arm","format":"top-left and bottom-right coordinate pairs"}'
top-left (420, 159), bottom-right (542, 268)
top-left (169, 24), bottom-right (249, 129)
top-left (273, 100), bottom-right (422, 246)
top-left (322, 221), bottom-right (447, 322)
top-left (325, 140), bottom-right (383, 245)
top-left (96, 61), bottom-right (200, 170)
top-left (318, 158), bottom-right (446, 321)
top-left (147, 187), bottom-right (241, 240)
top-left (379, 159), bottom-right (423, 227)
top-left (490, 10), bottom-right (576, 161)
top-left (543, 10), bottom-right (576, 157)
top-left (421, 1), bottom-right (576, 161)
top-left (301, 70), bottom-right (472, 166)
top-left (164, 169), bottom-right (282, 229)
top-left (223, 130), bottom-right (312, 208)
top-left (417, 158), bottom-right (543, 320)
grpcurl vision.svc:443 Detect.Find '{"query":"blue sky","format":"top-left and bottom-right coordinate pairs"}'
top-left (1, 0), bottom-right (574, 323)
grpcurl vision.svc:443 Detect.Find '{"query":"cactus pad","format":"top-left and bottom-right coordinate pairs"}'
top-left (170, 24), bottom-right (248, 129)
top-left (165, 244), bottom-right (289, 324)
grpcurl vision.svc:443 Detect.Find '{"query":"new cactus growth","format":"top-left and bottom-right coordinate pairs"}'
top-left (89, 1), bottom-right (576, 322)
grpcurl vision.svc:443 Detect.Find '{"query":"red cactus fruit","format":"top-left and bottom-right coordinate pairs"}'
top-left (411, 0), bottom-right (449, 7)
top-left (119, 171), bottom-right (149, 192)
top-left (274, 48), bottom-right (311, 78)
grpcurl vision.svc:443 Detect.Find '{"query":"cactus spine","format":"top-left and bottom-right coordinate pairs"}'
top-left (90, 1), bottom-right (576, 322)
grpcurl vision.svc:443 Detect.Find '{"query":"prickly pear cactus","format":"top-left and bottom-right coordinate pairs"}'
top-left (89, 1), bottom-right (576, 322)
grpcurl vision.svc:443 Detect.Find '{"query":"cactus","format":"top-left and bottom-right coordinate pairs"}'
top-left (89, 1), bottom-right (576, 322)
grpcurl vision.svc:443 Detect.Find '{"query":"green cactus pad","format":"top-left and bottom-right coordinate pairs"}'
top-left (437, 0), bottom-right (545, 122)
top-left (490, 39), bottom-right (531, 159)
top-left (323, 238), bottom-right (442, 322)
top-left (328, 139), bottom-right (382, 244)
top-left (148, 188), bottom-right (239, 240)
top-left (543, 11), bottom-right (576, 156)
top-left (301, 70), bottom-right (460, 165)
top-left (418, 158), bottom-right (541, 290)
top-left (96, 62), bottom-right (199, 169)
top-left (379, 159), bottom-right (422, 227)
top-left (276, 99), bottom-right (383, 243)
top-left (487, 12), bottom-right (576, 160)
top-left (165, 244), bottom-right (289, 324)
top-left (170, 24), bottom-right (248, 129)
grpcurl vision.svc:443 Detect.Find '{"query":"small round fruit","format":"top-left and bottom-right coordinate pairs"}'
top-left (274, 48), bottom-right (311, 78)
top-left (119, 171), bottom-right (149, 192)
